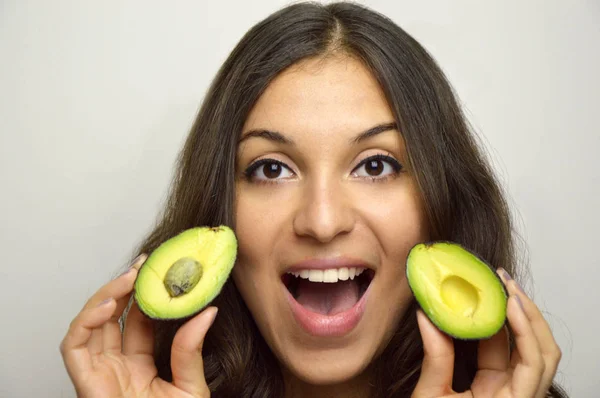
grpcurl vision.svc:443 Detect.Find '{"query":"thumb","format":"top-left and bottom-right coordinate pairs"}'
top-left (412, 310), bottom-right (455, 397)
top-left (171, 306), bottom-right (218, 397)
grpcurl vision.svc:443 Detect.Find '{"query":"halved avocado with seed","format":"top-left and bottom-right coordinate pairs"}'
top-left (406, 242), bottom-right (507, 340)
top-left (134, 226), bottom-right (237, 320)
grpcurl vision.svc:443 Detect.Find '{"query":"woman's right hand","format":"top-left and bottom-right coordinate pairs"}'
top-left (60, 254), bottom-right (217, 398)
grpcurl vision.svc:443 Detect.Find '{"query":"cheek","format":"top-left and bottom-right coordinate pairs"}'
top-left (232, 190), bottom-right (286, 297)
top-left (232, 191), bottom-right (292, 343)
top-left (234, 184), bottom-right (296, 261)
top-left (359, 182), bottom-right (428, 299)
top-left (362, 187), bottom-right (426, 337)
top-left (362, 184), bottom-right (428, 253)
top-left (232, 195), bottom-right (261, 279)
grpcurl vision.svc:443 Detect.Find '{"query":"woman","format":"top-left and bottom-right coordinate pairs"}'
top-left (60, 2), bottom-right (566, 397)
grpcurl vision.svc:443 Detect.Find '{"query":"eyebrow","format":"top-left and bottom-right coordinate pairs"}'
top-left (238, 122), bottom-right (398, 146)
top-left (350, 122), bottom-right (398, 144)
top-left (238, 129), bottom-right (294, 145)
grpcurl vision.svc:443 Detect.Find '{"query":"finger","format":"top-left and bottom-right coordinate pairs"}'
top-left (498, 269), bottom-right (562, 396)
top-left (102, 268), bottom-right (141, 354)
top-left (478, 325), bottom-right (510, 372)
top-left (84, 265), bottom-right (141, 357)
top-left (123, 301), bottom-right (155, 357)
top-left (171, 307), bottom-right (218, 397)
top-left (60, 299), bottom-right (117, 383)
top-left (84, 254), bottom-right (146, 357)
top-left (412, 310), bottom-right (456, 397)
top-left (505, 294), bottom-right (544, 397)
top-left (470, 326), bottom-right (510, 396)
top-left (83, 254), bottom-right (147, 310)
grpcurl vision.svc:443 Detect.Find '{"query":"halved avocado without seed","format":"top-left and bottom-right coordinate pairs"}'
top-left (134, 226), bottom-right (237, 320)
top-left (406, 242), bottom-right (507, 340)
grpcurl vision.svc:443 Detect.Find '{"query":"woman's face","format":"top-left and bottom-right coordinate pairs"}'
top-left (233, 56), bottom-right (429, 385)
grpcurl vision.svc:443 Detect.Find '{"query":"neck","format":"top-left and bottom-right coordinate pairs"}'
top-left (283, 368), bottom-right (372, 398)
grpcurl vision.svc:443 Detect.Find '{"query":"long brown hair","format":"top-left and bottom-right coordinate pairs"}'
top-left (128, 2), bottom-right (567, 396)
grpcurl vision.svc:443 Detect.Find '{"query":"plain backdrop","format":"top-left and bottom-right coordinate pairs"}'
top-left (1, 0), bottom-right (598, 396)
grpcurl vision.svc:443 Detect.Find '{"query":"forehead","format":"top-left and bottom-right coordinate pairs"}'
top-left (241, 56), bottom-right (395, 139)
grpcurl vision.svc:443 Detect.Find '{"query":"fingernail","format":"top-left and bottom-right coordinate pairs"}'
top-left (97, 298), bottom-right (113, 307)
top-left (130, 254), bottom-right (146, 267)
top-left (499, 268), bottom-right (512, 281)
top-left (119, 254), bottom-right (146, 276)
top-left (208, 307), bottom-right (218, 327)
top-left (514, 295), bottom-right (524, 311)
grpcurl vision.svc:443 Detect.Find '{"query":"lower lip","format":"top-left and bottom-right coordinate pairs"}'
top-left (284, 280), bottom-right (371, 337)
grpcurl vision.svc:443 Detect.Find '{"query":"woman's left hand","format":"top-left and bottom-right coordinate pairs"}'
top-left (412, 269), bottom-right (562, 398)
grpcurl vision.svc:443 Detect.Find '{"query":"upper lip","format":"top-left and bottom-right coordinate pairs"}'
top-left (284, 256), bottom-right (375, 273)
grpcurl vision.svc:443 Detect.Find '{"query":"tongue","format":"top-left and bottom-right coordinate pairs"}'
top-left (295, 279), bottom-right (360, 315)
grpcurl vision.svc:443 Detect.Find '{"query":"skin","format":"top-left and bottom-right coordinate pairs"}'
top-left (233, 55), bottom-right (428, 395)
top-left (60, 56), bottom-right (562, 398)
top-left (59, 254), bottom-right (218, 398)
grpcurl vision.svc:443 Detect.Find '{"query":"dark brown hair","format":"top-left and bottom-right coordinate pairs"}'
top-left (128, 2), bottom-right (567, 396)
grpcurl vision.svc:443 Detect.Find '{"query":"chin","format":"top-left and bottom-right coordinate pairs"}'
top-left (282, 344), bottom-right (374, 386)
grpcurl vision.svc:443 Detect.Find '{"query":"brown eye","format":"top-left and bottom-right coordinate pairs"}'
top-left (263, 162), bottom-right (282, 178)
top-left (352, 154), bottom-right (402, 180)
top-left (244, 159), bottom-right (294, 182)
top-left (365, 160), bottom-right (384, 176)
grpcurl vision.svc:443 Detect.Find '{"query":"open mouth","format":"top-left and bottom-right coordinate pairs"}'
top-left (281, 267), bottom-right (375, 316)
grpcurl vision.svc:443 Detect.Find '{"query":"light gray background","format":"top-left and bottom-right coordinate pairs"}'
top-left (1, 0), bottom-right (598, 396)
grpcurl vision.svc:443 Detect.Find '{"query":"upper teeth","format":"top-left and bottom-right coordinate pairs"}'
top-left (287, 267), bottom-right (366, 283)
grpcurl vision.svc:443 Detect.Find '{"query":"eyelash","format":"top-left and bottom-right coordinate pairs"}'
top-left (353, 154), bottom-right (403, 181)
top-left (243, 158), bottom-right (291, 183)
top-left (242, 154), bottom-right (403, 184)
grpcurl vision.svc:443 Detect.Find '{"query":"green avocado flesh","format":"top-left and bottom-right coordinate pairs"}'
top-left (134, 226), bottom-right (238, 320)
top-left (406, 242), bottom-right (507, 340)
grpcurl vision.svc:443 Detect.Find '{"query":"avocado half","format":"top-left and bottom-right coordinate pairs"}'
top-left (406, 242), bottom-right (507, 340)
top-left (134, 226), bottom-right (238, 320)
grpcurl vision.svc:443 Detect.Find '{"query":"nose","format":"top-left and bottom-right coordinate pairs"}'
top-left (292, 177), bottom-right (355, 243)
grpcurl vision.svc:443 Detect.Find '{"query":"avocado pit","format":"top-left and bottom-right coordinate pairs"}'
top-left (164, 257), bottom-right (203, 297)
